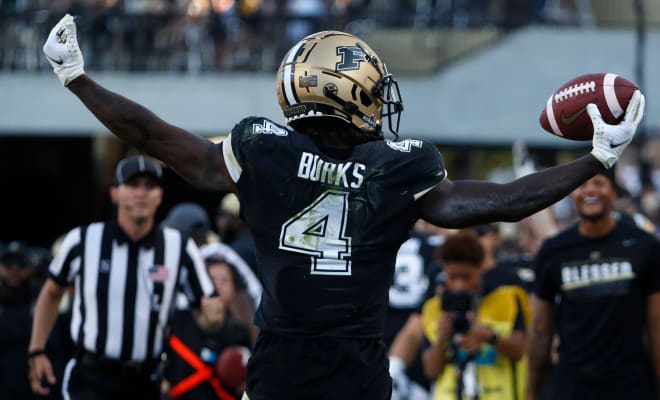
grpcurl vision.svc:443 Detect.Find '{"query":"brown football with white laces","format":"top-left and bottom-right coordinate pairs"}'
top-left (215, 345), bottom-right (250, 392)
top-left (540, 73), bottom-right (638, 141)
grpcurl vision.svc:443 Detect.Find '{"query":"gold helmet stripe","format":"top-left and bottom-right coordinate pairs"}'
top-left (282, 39), bottom-right (306, 107)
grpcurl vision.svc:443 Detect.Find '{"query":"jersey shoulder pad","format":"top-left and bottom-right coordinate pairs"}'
top-left (383, 138), bottom-right (447, 180)
top-left (224, 116), bottom-right (293, 183)
top-left (231, 116), bottom-right (290, 139)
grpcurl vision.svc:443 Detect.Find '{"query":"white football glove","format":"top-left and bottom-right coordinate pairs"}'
top-left (590, 90), bottom-right (645, 169)
top-left (43, 14), bottom-right (85, 86)
top-left (389, 356), bottom-right (411, 400)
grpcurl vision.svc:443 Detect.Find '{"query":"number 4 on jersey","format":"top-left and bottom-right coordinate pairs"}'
top-left (279, 191), bottom-right (352, 276)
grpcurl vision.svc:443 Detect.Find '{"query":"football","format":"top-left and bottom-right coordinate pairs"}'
top-left (215, 345), bottom-right (250, 392)
top-left (539, 73), bottom-right (638, 141)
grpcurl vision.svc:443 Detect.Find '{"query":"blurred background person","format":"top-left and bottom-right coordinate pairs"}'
top-left (165, 254), bottom-right (254, 400)
top-left (388, 221), bottom-right (535, 400)
top-left (422, 229), bottom-right (530, 400)
top-left (204, 255), bottom-right (257, 346)
top-left (0, 239), bottom-right (73, 400)
top-left (472, 223), bottom-right (528, 293)
top-left (161, 201), bottom-right (260, 398)
top-left (215, 193), bottom-right (257, 276)
top-left (200, 241), bottom-right (262, 319)
top-left (0, 241), bottom-right (42, 400)
top-left (162, 201), bottom-right (219, 246)
top-left (161, 200), bottom-right (262, 313)
top-left (28, 155), bottom-right (225, 400)
top-left (528, 170), bottom-right (660, 400)
top-left (385, 220), bottom-right (443, 400)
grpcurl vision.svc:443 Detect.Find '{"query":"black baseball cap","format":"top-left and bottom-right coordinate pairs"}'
top-left (114, 155), bottom-right (163, 186)
top-left (0, 241), bottom-right (31, 268)
top-left (162, 202), bottom-right (211, 239)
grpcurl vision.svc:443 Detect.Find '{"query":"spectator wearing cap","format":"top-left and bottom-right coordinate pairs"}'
top-left (162, 202), bottom-right (218, 246)
top-left (28, 155), bottom-right (226, 400)
top-left (162, 202), bottom-right (260, 341)
top-left (162, 202), bottom-right (262, 307)
top-left (215, 193), bottom-right (258, 275)
top-left (0, 241), bottom-right (34, 293)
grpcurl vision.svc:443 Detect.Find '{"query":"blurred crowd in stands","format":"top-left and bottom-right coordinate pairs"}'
top-left (0, 0), bottom-right (583, 73)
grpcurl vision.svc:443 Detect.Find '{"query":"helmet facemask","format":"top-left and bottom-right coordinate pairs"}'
top-left (370, 61), bottom-right (404, 138)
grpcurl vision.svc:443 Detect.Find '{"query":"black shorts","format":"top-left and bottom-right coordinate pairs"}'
top-left (245, 331), bottom-right (392, 400)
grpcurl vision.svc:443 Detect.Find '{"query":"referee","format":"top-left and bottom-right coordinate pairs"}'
top-left (28, 155), bottom-right (225, 400)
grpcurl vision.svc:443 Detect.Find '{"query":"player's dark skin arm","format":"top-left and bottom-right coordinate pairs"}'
top-left (67, 73), bottom-right (601, 217)
top-left (526, 296), bottom-right (555, 400)
top-left (67, 75), bottom-right (235, 192)
top-left (420, 155), bottom-right (604, 228)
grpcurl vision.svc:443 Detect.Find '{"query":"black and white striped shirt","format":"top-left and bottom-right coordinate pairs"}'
top-left (49, 220), bottom-right (215, 362)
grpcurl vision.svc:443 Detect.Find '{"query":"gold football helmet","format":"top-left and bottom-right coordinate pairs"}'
top-left (276, 31), bottom-right (403, 136)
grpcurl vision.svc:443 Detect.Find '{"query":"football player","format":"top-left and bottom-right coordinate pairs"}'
top-left (385, 224), bottom-right (443, 400)
top-left (41, 15), bottom-right (645, 400)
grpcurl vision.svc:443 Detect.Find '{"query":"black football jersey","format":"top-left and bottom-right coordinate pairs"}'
top-left (222, 117), bottom-right (446, 337)
top-left (383, 233), bottom-right (439, 391)
top-left (534, 221), bottom-right (660, 382)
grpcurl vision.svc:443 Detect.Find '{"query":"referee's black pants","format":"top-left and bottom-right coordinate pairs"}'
top-left (62, 357), bottom-right (161, 400)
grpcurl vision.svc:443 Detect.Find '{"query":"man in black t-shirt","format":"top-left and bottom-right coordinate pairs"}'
top-left (528, 170), bottom-right (660, 400)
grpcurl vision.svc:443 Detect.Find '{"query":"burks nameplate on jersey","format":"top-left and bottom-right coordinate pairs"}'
top-left (297, 151), bottom-right (366, 189)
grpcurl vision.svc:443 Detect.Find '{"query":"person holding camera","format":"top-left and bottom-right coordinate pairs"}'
top-left (421, 230), bottom-right (530, 400)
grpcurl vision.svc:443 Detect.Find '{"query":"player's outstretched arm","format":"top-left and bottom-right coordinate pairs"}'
top-left (43, 15), bottom-right (233, 192)
top-left (420, 90), bottom-right (645, 228)
top-left (67, 75), bottom-right (233, 192)
top-left (420, 154), bottom-right (602, 228)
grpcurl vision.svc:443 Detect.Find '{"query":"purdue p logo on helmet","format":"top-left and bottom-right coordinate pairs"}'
top-left (276, 31), bottom-right (404, 136)
top-left (335, 46), bottom-right (367, 71)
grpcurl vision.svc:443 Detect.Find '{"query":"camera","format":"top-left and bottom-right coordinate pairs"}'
top-left (441, 290), bottom-right (473, 334)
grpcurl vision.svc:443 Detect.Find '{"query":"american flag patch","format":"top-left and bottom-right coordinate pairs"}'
top-left (148, 265), bottom-right (169, 282)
